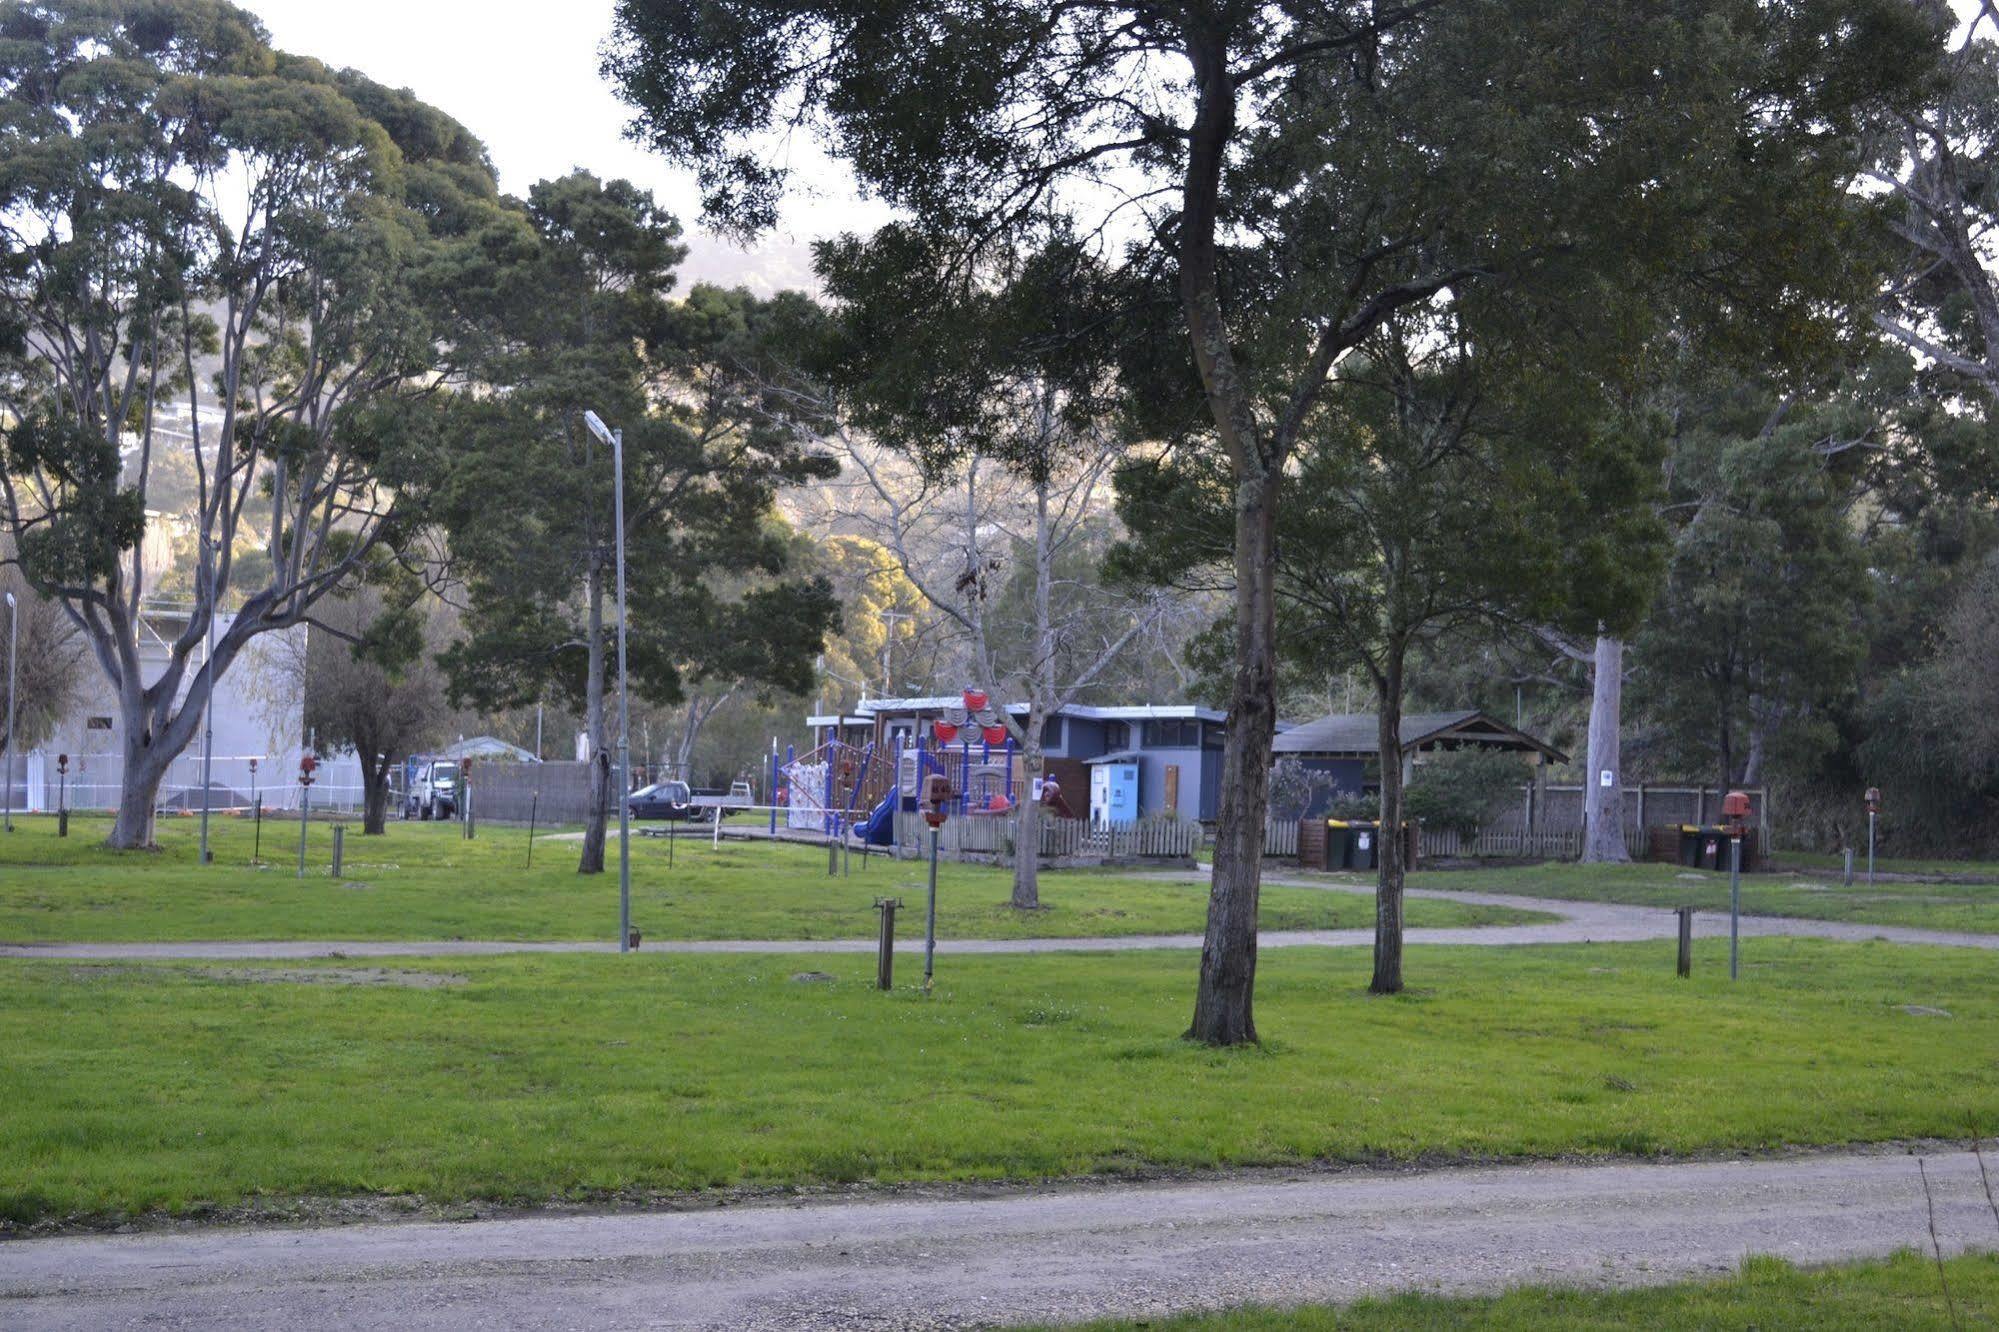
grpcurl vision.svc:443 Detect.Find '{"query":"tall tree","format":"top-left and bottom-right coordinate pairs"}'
top-left (0, 0), bottom-right (503, 846)
top-left (611, 0), bottom-right (1935, 1043)
top-left (1118, 317), bottom-right (1661, 992)
top-left (436, 175), bottom-right (837, 873)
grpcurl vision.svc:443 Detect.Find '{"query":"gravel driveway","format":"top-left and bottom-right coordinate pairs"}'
top-left (3, 1149), bottom-right (1993, 1329)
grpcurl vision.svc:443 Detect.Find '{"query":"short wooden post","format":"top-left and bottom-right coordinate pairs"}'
top-left (874, 897), bottom-right (900, 990)
top-left (331, 824), bottom-right (345, 878)
top-left (1676, 905), bottom-right (1693, 978)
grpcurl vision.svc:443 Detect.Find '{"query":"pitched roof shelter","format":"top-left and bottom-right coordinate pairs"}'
top-left (1272, 709), bottom-right (1567, 765)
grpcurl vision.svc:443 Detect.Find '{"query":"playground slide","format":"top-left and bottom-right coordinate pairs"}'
top-left (858, 792), bottom-right (897, 846)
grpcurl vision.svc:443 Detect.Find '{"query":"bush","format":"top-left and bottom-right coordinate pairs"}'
top-left (1404, 750), bottom-right (1528, 837)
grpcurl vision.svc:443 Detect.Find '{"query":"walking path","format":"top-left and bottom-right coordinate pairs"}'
top-left (5, 875), bottom-right (1996, 959)
top-left (3, 1149), bottom-right (1993, 1330)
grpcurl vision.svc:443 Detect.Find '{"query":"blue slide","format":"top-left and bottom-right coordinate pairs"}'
top-left (858, 793), bottom-right (897, 846)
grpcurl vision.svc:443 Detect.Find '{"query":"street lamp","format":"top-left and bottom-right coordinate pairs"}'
top-left (3, 590), bottom-right (15, 833)
top-left (582, 408), bottom-right (633, 954)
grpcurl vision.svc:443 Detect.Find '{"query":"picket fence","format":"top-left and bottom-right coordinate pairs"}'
top-left (1417, 826), bottom-right (1582, 860)
top-left (890, 810), bottom-right (1199, 861)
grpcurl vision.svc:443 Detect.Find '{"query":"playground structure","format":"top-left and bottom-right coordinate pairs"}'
top-left (771, 728), bottom-right (1022, 850)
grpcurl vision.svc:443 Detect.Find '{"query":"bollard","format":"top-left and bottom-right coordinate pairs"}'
top-left (875, 897), bottom-right (901, 990)
top-left (1676, 906), bottom-right (1693, 978)
top-left (331, 825), bottom-right (345, 878)
top-left (1843, 846), bottom-right (1854, 887)
top-left (252, 799), bottom-right (263, 865)
top-left (828, 828), bottom-right (839, 877)
top-left (526, 792), bottom-right (539, 869)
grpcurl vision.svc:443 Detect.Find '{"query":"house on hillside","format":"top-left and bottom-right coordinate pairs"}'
top-left (1271, 708), bottom-right (1566, 815)
top-left (807, 697), bottom-right (1229, 823)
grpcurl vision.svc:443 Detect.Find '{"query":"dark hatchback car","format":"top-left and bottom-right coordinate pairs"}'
top-left (627, 780), bottom-right (701, 821)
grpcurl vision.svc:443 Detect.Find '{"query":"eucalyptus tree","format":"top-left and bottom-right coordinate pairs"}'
top-left (610, 0), bottom-right (1932, 1042)
top-left (435, 175), bottom-right (837, 874)
top-left (1116, 314), bottom-right (1662, 993)
top-left (0, 0), bottom-right (506, 846)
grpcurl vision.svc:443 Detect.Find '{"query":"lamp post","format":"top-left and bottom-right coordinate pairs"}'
top-left (1864, 786), bottom-right (1881, 888)
top-left (3, 590), bottom-right (15, 833)
top-left (582, 409), bottom-right (633, 954)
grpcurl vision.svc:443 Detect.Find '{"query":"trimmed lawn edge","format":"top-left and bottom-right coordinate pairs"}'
top-left (3, 1135), bottom-right (1980, 1242)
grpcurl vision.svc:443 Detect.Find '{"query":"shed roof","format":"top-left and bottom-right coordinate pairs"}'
top-left (1271, 709), bottom-right (1567, 764)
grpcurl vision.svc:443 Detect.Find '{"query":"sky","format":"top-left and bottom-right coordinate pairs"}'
top-left (244, 0), bottom-right (885, 293)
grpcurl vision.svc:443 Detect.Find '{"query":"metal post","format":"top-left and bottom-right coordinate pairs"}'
top-left (527, 791), bottom-right (539, 869)
top-left (1867, 810), bottom-right (1876, 888)
top-left (253, 799), bottom-right (262, 865)
top-left (924, 825), bottom-right (940, 992)
top-left (1676, 905), bottom-right (1693, 978)
top-left (1729, 833), bottom-right (1742, 981)
top-left (768, 740), bottom-right (779, 836)
top-left (198, 553), bottom-right (216, 865)
top-left (614, 426), bottom-right (633, 956)
top-left (2, 591), bottom-right (14, 833)
top-left (875, 897), bottom-right (900, 990)
top-left (57, 759), bottom-right (67, 838)
top-left (297, 784), bottom-right (311, 880)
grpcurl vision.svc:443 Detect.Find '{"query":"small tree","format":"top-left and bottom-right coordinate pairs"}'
top-left (0, 555), bottom-right (86, 761)
top-left (299, 581), bottom-right (452, 835)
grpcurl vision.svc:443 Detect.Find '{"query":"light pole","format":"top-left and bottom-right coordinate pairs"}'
top-left (582, 409), bottom-right (633, 954)
top-left (198, 547), bottom-right (217, 864)
top-left (3, 590), bottom-right (15, 833)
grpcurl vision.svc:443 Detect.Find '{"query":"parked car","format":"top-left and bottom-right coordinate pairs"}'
top-left (628, 780), bottom-right (702, 822)
top-left (403, 758), bottom-right (459, 821)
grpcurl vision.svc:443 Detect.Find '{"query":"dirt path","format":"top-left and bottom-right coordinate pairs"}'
top-left (6, 878), bottom-right (1997, 959)
top-left (3, 1149), bottom-right (1993, 1330)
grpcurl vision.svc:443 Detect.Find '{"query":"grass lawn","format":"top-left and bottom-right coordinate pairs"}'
top-left (0, 815), bottom-right (1544, 942)
top-left (1407, 860), bottom-right (1999, 934)
top-left (1775, 850), bottom-right (1999, 881)
top-left (4, 936), bottom-right (1995, 1228)
top-left (1038, 1251), bottom-right (1999, 1329)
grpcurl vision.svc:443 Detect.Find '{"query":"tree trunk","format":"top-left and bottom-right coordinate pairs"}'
top-left (578, 563), bottom-right (609, 876)
top-left (107, 734), bottom-right (171, 849)
top-left (362, 760), bottom-right (391, 835)
top-left (1188, 470), bottom-right (1280, 1046)
top-left (1370, 660), bottom-right (1406, 995)
top-left (1581, 634), bottom-right (1630, 864)
top-left (1012, 740), bottom-right (1044, 910)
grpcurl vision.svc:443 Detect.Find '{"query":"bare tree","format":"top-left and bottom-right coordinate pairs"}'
top-left (838, 428), bottom-right (1166, 910)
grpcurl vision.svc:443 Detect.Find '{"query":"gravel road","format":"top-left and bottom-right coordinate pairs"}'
top-left (3, 1149), bottom-right (1994, 1329)
top-left (5, 877), bottom-right (1996, 959)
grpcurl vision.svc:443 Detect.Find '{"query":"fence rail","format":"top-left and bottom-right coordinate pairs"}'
top-left (889, 810), bottom-right (1198, 861)
top-left (1417, 826), bottom-right (1582, 860)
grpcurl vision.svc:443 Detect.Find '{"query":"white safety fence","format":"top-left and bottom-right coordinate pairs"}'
top-left (11, 750), bottom-right (368, 814)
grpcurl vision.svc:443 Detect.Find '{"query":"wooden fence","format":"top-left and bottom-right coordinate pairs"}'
top-left (890, 810), bottom-right (1198, 861)
top-left (1417, 826), bottom-right (1582, 860)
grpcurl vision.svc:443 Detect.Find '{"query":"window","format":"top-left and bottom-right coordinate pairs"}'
top-left (86, 716), bottom-right (113, 731)
top-left (1043, 716), bottom-right (1064, 750)
top-left (1144, 719), bottom-right (1202, 749)
top-left (1203, 722), bottom-right (1226, 750)
top-left (1103, 721), bottom-right (1131, 750)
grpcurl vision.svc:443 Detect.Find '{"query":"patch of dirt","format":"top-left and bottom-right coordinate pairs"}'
top-left (192, 967), bottom-right (468, 988)
top-left (1898, 1005), bottom-right (1952, 1018)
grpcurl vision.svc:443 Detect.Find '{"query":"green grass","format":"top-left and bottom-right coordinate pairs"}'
top-left (4, 936), bottom-right (1996, 1227)
top-left (0, 814), bottom-right (1544, 942)
top-left (1408, 860), bottom-right (1999, 934)
top-left (1038, 1251), bottom-right (1999, 1329)
top-left (1776, 850), bottom-right (1999, 881)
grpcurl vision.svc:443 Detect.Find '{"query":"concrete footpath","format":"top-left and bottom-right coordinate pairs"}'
top-left (2, 1149), bottom-right (1994, 1329)
top-left (4, 877), bottom-right (1997, 959)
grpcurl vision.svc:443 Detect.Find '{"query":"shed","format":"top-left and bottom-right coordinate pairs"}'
top-left (1272, 709), bottom-right (1567, 804)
